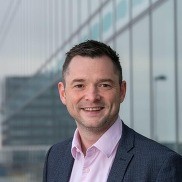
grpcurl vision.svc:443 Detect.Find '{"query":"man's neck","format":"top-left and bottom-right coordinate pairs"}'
top-left (76, 119), bottom-right (118, 156)
top-left (77, 128), bottom-right (105, 156)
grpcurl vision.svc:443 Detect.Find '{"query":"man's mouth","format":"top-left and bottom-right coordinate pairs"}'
top-left (82, 107), bottom-right (104, 111)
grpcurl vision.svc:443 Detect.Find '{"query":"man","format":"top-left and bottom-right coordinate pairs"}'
top-left (43, 40), bottom-right (182, 182)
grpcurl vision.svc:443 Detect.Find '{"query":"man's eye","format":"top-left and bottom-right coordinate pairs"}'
top-left (74, 84), bottom-right (84, 88)
top-left (99, 84), bottom-right (111, 88)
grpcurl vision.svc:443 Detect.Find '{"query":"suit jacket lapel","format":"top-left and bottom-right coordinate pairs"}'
top-left (56, 141), bottom-right (74, 182)
top-left (107, 123), bottom-right (135, 182)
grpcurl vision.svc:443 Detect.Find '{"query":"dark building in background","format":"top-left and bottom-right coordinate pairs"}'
top-left (1, 75), bottom-right (75, 180)
top-left (2, 75), bottom-right (75, 146)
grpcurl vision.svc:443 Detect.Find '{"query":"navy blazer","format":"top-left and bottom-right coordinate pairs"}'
top-left (43, 123), bottom-right (182, 182)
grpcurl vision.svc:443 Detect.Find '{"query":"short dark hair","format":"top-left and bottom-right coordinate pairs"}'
top-left (62, 40), bottom-right (122, 84)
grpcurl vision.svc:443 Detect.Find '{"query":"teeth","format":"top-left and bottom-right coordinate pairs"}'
top-left (84, 107), bottom-right (102, 111)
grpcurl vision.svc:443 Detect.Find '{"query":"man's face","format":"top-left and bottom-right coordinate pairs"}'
top-left (58, 55), bottom-right (126, 133)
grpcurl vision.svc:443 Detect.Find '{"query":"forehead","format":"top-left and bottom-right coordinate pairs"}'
top-left (64, 55), bottom-right (119, 83)
top-left (68, 55), bottom-right (115, 73)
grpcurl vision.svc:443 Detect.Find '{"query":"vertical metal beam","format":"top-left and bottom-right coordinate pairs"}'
top-left (129, 0), bottom-right (134, 129)
top-left (173, 0), bottom-right (179, 153)
top-left (149, 0), bottom-right (155, 140)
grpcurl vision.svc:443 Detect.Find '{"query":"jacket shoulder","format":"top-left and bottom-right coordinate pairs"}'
top-left (43, 138), bottom-right (73, 182)
top-left (117, 124), bottom-right (182, 181)
top-left (123, 123), bottom-right (178, 156)
top-left (49, 138), bottom-right (73, 154)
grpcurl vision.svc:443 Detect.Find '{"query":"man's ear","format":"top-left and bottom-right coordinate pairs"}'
top-left (58, 82), bottom-right (66, 105)
top-left (120, 81), bottom-right (126, 103)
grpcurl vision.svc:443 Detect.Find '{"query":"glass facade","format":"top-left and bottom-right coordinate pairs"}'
top-left (0, 0), bottom-right (181, 181)
top-left (152, 0), bottom-right (175, 144)
top-left (116, 30), bottom-right (131, 127)
top-left (132, 16), bottom-right (150, 138)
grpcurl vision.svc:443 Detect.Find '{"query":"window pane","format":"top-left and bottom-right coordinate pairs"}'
top-left (72, 0), bottom-right (79, 34)
top-left (133, 16), bottom-right (150, 138)
top-left (116, 0), bottom-right (130, 31)
top-left (132, 0), bottom-right (149, 18)
top-left (152, 0), bottom-right (159, 3)
top-left (79, 25), bottom-right (90, 42)
top-left (90, 0), bottom-right (101, 15)
top-left (152, 0), bottom-right (175, 145)
top-left (102, 1), bottom-right (114, 41)
top-left (90, 15), bottom-right (101, 41)
top-left (116, 31), bottom-right (131, 127)
top-left (64, 0), bottom-right (71, 41)
top-left (80, 0), bottom-right (89, 25)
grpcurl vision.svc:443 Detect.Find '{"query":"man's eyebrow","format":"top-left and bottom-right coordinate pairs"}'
top-left (70, 78), bottom-right (115, 85)
top-left (71, 79), bottom-right (85, 84)
top-left (97, 79), bottom-right (114, 83)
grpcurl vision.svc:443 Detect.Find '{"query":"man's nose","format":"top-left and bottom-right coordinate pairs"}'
top-left (84, 86), bottom-right (101, 102)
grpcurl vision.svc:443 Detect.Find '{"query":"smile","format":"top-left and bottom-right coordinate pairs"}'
top-left (82, 107), bottom-right (103, 111)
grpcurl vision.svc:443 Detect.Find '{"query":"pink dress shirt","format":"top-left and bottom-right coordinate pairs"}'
top-left (69, 117), bottom-right (122, 182)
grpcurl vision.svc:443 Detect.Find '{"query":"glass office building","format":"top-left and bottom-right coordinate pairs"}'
top-left (2, 76), bottom-right (75, 146)
top-left (1, 75), bottom-right (75, 181)
top-left (0, 0), bottom-right (181, 181)
top-left (28, 0), bottom-right (181, 152)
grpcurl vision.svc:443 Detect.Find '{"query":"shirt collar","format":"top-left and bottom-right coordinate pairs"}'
top-left (94, 117), bottom-right (122, 157)
top-left (71, 117), bottom-right (122, 159)
top-left (71, 129), bottom-right (82, 159)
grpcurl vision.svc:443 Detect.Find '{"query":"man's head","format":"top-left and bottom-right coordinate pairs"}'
top-left (58, 40), bottom-right (126, 134)
top-left (62, 40), bottom-right (123, 85)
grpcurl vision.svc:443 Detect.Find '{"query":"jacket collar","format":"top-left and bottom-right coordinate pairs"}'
top-left (107, 123), bottom-right (135, 182)
top-left (55, 140), bottom-right (74, 182)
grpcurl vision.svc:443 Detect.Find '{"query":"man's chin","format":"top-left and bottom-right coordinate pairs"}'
top-left (77, 119), bottom-right (110, 132)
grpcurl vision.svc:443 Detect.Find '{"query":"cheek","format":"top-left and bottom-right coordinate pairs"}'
top-left (103, 95), bottom-right (118, 108)
top-left (65, 94), bottom-right (78, 107)
top-left (108, 91), bottom-right (120, 101)
top-left (109, 93), bottom-right (122, 107)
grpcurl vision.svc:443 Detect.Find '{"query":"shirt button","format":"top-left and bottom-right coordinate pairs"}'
top-left (83, 168), bottom-right (90, 173)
